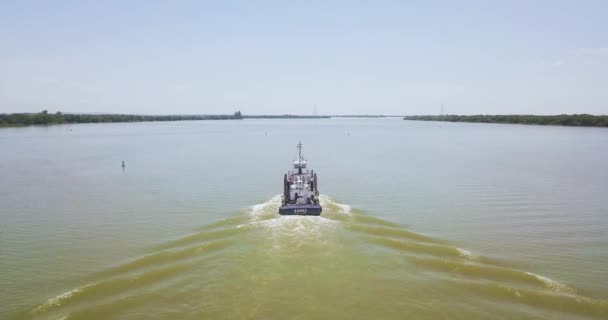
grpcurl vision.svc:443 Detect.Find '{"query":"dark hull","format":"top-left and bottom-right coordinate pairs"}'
top-left (278, 204), bottom-right (322, 216)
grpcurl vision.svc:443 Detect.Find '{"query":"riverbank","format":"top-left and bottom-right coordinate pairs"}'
top-left (0, 111), bottom-right (244, 127)
top-left (0, 111), bottom-right (342, 127)
top-left (404, 114), bottom-right (608, 127)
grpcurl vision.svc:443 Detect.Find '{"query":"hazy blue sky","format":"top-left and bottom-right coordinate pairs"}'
top-left (1, 1), bottom-right (607, 115)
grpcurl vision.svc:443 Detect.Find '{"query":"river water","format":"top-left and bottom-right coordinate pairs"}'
top-left (1, 118), bottom-right (607, 319)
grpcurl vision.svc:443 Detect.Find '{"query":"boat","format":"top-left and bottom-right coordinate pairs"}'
top-left (279, 142), bottom-right (322, 215)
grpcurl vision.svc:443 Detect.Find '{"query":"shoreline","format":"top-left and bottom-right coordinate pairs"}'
top-left (403, 114), bottom-right (608, 128)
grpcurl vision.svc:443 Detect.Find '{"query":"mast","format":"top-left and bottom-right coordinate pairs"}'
top-left (298, 141), bottom-right (303, 163)
top-left (297, 141), bottom-right (303, 174)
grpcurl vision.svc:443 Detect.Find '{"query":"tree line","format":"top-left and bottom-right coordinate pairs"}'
top-left (403, 114), bottom-right (608, 127)
top-left (0, 111), bottom-right (243, 127)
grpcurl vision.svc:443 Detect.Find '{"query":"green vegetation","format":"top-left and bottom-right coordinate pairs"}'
top-left (403, 114), bottom-right (608, 127)
top-left (0, 110), bottom-right (243, 127)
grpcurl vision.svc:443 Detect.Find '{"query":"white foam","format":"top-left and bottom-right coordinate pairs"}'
top-left (239, 215), bottom-right (342, 250)
top-left (253, 216), bottom-right (339, 233)
top-left (525, 272), bottom-right (573, 294)
top-left (238, 194), bottom-right (349, 234)
top-left (457, 248), bottom-right (476, 259)
top-left (336, 203), bottom-right (352, 214)
top-left (248, 194), bottom-right (353, 221)
top-left (32, 284), bottom-right (92, 314)
top-left (318, 194), bottom-right (333, 207)
top-left (453, 247), bottom-right (574, 295)
top-left (319, 195), bottom-right (352, 215)
top-left (248, 195), bottom-right (282, 219)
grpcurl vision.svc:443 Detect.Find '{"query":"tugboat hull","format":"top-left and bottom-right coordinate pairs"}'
top-left (278, 204), bottom-right (322, 216)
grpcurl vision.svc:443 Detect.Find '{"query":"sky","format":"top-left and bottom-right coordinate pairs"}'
top-left (0, 0), bottom-right (607, 115)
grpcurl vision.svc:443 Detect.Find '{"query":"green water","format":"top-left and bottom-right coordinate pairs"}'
top-left (1, 119), bottom-right (607, 319)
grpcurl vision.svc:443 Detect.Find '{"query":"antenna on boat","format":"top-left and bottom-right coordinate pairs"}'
top-left (298, 141), bottom-right (302, 161)
top-left (297, 141), bottom-right (303, 174)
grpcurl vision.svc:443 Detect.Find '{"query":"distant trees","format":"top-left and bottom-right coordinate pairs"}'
top-left (403, 114), bottom-right (608, 127)
top-left (0, 110), bottom-right (244, 127)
